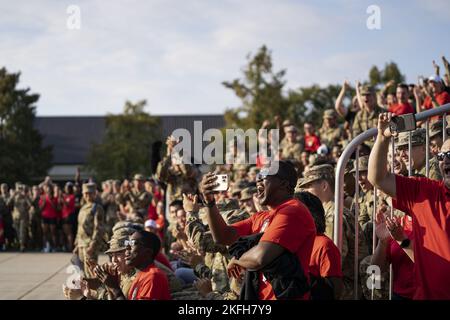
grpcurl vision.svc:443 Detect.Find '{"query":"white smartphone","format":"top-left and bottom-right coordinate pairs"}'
top-left (213, 174), bottom-right (229, 192)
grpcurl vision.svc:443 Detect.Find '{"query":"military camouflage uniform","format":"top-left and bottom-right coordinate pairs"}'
top-left (156, 156), bottom-right (197, 203)
top-left (319, 109), bottom-right (345, 147)
top-left (352, 104), bottom-right (383, 146)
top-left (75, 185), bottom-right (106, 278)
top-left (10, 191), bottom-right (32, 249)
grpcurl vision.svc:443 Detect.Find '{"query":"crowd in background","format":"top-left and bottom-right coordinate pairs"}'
top-left (1, 57), bottom-right (450, 300)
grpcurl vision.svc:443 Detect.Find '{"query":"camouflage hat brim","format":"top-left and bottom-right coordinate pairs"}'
top-left (296, 175), bottom-right (322, 188)
top-left (104, 246), bottom-right (126, 254)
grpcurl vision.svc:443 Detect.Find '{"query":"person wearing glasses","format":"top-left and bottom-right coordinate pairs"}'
top-left (368, 112), bottom-right (450, 299)
top-left (200, 160), bottom-right (316, 300)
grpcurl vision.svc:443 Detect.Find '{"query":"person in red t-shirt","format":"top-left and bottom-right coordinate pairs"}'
top-left (369, 112), bottom-right (450, 299)
top-left (296, 191), bottom-right (343, 300)
top-left (415, 75), bottom-right (450, 122)
top-left (303, 122), bottom-right (321, 153)
top-left (388, 84), bottom-right (414, 115)
top-left (200, 160), bottom-right (316, 300)
top-left (39, 183), bottom-right (59, 252)
top-left (105, 230), bottom-right (171, 300)
top-left (371, 209), bottom-right (415, 300)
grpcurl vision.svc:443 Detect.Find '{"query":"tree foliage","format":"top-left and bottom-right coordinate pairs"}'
top-left (87, 100), bottom-right (160, 181)
top-left (0, 67), bottom-right (52, 185)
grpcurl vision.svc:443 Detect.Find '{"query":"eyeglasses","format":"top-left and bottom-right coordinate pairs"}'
top-left (437, 151), bottom-right (450, 161)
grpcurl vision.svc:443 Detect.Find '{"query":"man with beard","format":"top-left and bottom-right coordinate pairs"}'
top-left (200, 160), bottom-right (316, 300)
top-left (103, 230), bottom-right (170, 300)
top-left (368, 112), bottom-right (450, 299)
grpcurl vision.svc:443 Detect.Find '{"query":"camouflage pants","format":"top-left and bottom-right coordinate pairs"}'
top-left (78, 246), bottom-right (99, 278)
top-left (13, 216), bottom-right (28, 248)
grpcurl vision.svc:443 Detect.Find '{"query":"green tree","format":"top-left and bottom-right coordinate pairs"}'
top-left (381, 61), bottom-right (405, 84)
top-left (0, 67), bottom-right (52, 185)
top-left (87, 100), bottom-right (160, 181)
top-left (222, 45), bottom-right (291, 130)
top-left (368, 66), bottom-right (382, 86)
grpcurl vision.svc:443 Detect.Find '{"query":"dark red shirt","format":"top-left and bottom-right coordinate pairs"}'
top-left (304, 134), bottom-right (321, 153)
top-left (128, 263), bottom-right (171, 300)
top-left (232, 198), bottom-right (316, 300)
top-left (388, 102), bottom-right (414, 115)
top-left (62, 194), bottom-right (76, 219)
top-left (40, 195), bottom-right (58, 219)
top-left (393, 175), bottom-right (450, 299)
top-left (309, 234), bottom-right (343, 278)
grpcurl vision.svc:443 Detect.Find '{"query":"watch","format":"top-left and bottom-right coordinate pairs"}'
top-left (400, 238), bottom-right (411, 248)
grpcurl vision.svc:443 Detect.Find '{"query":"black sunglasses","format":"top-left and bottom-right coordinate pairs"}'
top-left (437, 151), bottom-right (450, 161)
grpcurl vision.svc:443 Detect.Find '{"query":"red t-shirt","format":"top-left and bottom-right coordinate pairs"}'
top-left (385, 215), bottom-right (415, 299)
top-left (128, 263), bottom-right (171, 300)
top-left (40, 195), bottom-right (58, 219)
top-left (309, 234), bottom-right (343, 278)
top-left (388, 102), bottom-right (414, 115)
top-left (422, 91), bottom-right (450, 121)
top-left (392, 175), bottom-right (450, 299)
top-left (232, 198), bottom-right (316, 300)
top-left (304, 134), bottom-right (321, 153)
top-left (61, 194), bottom-right (76, 219)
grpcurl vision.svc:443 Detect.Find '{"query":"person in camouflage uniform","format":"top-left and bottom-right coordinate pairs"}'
top-left (124, 174), bottom-right (153, 219)
top-left (101, 180), bottom-right (121, 240)
top-left (429, 119), bottom-right (450, 157)
top-left (181, 195), bottom-right (248, 300)
top-left (280, 125), bottom-right (303, 160)
top-left (8, 184), bottom-right (32, 251)
top-left (352, 85), bottom-right (384, 146)
top-left (28, 185), bottom-right (43, 251)
top-left (156, 136), bottom-right (198, 204)
top-left (349, 156), bottom-right (377, 254)
top-left (297, 164), bottom-right (369, 299)
top-left (74, 183), bottom-right (106, 278)
top-left (396, 128), bottom-right (442, 180)
top-left (319, 109), bottom-right (345, 148)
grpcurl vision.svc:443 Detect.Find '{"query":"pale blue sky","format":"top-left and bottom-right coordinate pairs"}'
top-left (1, 0), bottom-right (449, 116)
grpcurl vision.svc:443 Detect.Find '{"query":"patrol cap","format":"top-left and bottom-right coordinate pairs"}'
top-left (133, 174), bottom-right (145, 181)
top-left (323, 109), bottom-right (337, 119)
top-left (296, 164), bottom-right (334, 189)
top-left (105, 233), bottom-right (129, 254)
top-left (350, 155), bottom-right (369, 173)
top-left (282, 119), bottom-right (293, 127)
top-left (239, 186), bottom-right (257, 201)
top-left (285, 125), bottom-right (298, 133)
top-left (360, 85), bottom-right (375, 95)
top-left (429, 120), bottom-right (450, 139)
top-left (82, 182), bottom-right (96, 194)
top-left (395, 128), bottom-right (426, 148)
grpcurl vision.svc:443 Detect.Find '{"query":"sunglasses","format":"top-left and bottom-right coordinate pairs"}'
top-left (124, 239), bottom-right (140, 247)
top-left (437, 151), bottom-right (450, 161)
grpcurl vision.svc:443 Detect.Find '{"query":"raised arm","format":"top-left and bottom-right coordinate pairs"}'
top-left (368, 112), bottom-right (397, 198)
top-left (335, 80), bottom-right (350, 117)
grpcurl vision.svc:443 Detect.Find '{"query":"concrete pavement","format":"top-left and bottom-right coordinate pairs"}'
top-left (0, 253), bottom-right (107, 300)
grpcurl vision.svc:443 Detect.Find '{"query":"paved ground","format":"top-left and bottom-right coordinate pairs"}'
top-left (0, 253), bottom-right (107, 300)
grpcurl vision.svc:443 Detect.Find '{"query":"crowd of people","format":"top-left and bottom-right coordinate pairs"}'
top-left (1, 57), bottom-right (450, 300)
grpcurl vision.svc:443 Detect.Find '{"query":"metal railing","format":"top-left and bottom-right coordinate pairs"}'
top-left (333, 102), bottom-right (450, 300)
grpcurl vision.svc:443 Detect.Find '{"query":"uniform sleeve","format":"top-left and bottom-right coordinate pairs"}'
top-left (260, 207), bottom-right (307, 253)
top-left (91, 206), bottom-right (105, 250)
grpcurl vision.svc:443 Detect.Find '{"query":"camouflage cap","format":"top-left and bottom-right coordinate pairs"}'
top-left (105, 237), bottom-right (127, 254)
top-left (82, 182), bottom-right (96, 194)
top-left (240, 186), bottom-right (257, 201)
top-left (112, 221), bottom-right (143, 234)
top-left (350, 155), bottom-right (369, 173)
top-left (429, 120), bottom-right (443, 138)
top-left (282, 119), bottom-right (293, 127)
top-left (323, 109), bottom-right (337, 119)
top-left (296, 164), bottom-right (334, 189)
top-left (133, 173), bottom-right (145, 181)
top-left (360, 85), bottom-right (375, 95)
top-left (395, 128), bottom-right (426, 148)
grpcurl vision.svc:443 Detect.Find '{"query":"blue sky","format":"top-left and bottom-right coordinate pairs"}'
top-left (1, 0), bottom-right (449, 116)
